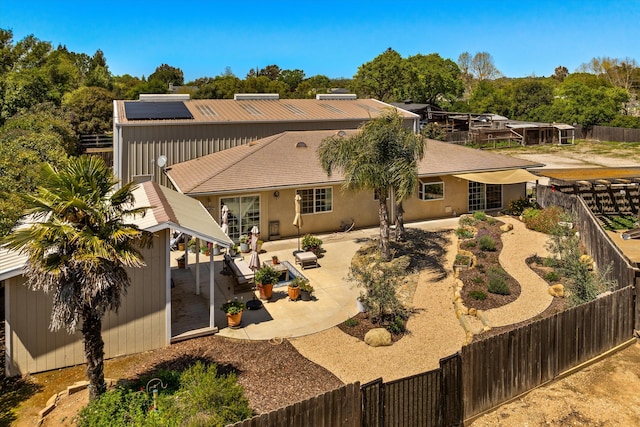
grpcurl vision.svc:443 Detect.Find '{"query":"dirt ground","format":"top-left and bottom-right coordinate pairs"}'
top-left (470, 342), bottom-right (640, 426)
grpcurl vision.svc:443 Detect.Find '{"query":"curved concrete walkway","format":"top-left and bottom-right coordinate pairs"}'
top-left (291, 218), bottom-right (468, 384)
top-left (483, 216), bottom-right (553, 327)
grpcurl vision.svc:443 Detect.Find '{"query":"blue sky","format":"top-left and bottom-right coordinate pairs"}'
top-left (1, 0), bottom-right (638, 82)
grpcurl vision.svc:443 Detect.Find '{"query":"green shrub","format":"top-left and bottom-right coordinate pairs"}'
top-left (472, 211), bottom-right (487, 221)
top-left (472, 276), bottom-right (484, 285)
top-left (78, 387), bottom-right (153, 427)
top-left (458, 215), bottom-right (476, 227)
top-left (455, 227), bottom-right (474, 239)
top-left (543, 257), bottom-right (558, 267)
top-left (476, 263), bottom-right (485, 272)
top-left (463, 240), bottom-right (477, 248)
top-left (476, 251), bottom-right (487, 258)
top-left (478, 235), bottom-right (496, 251)
top-left (301, 234), bottom-right (323, 253)
top-left (469, 290), bottom-right (487, 300)
top-left (487, 275), bottom-right (510, 295)
top-left (489, 266), bottom-right (507, 276)
top-left (345, 317), bottom-right (359, 327)
top-left (508, 197), bottom-right (538, 216)
top-left (544, 271), bottom-right (560, 282)
top-left (78, 362), bottom-right (252, 427)
top-left (386, 315), bottom-right (405, 334)
top-left (487, 217), bottom-right (496, 225)
top-left (522, 206), bottom-right (566, 234)
top-left (455, 254), bottom-right (471, 267)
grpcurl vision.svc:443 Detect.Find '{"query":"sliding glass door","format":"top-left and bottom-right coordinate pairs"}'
top-left (220, 196), bottom-right (260, 242)
top-left (468, 182), bottom-right (502, 211)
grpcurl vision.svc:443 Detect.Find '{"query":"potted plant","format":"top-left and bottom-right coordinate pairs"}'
top-left (228, 244), bottom-right (238, 257)
top-left (211, 243), bottom-right (221, 256)
top-left (254, 265), bottom-right (280, 300)
top-left (301, 234), bottom-right (323, 255)
top-left (220, 298), bottom-right (245, 328)
top-left (257, 239), bottom-right (264, 253)
top-left (294, 277), bottom-right (314, 301)
top-left (287, 276), bottom-right (301, 301)
top-left (239, 234), bottom-right (250, 253)
top-left (271, 255), bottom-right (279, 264)
top-left (188, 237), bottom-right (197, 253)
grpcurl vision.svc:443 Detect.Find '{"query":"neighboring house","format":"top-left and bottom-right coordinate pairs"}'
top-left (164, 130), bottom-right (543, 242)
top-left (112, 94), bottom-right (420, 188)
top-left (1, 181), bottom-right (232, 376)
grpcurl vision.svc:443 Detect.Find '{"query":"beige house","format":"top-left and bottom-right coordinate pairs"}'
top-left (112, 94), bottom-right (419, 188)
top-left (1, 181), bottom-right (232, 376)
top-left (165, 130), bottom-right (543, 242)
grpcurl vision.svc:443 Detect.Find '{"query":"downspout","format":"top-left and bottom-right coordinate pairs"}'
top-left (209, 246), bottom-right (215, 329)
top-left (113, 100), bottom-right (123, 188)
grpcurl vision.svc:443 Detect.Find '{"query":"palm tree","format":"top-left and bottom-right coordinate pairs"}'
top-left (318, 110), bottom-right (425, 260)
top-left (1, 156), bottom-right (153, 400)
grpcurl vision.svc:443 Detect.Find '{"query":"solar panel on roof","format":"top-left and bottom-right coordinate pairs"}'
top-left (124, 101), bottom-right (194, 120)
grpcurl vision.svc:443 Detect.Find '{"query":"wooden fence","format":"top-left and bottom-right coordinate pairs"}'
top-left (537, 185), bottom-right (640, 290)
top-left (461, 285), bottom-right (636, 419)
top-left (574, 125), bottom-right (640, 142)
top-left (360, 354), bottom-right (463, 427)
top-left (228, 383), bottom-right (361, 427)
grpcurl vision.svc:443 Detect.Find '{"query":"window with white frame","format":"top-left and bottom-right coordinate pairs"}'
top-left (298, 188), bottom-right (332, 214)
top-left (468, 182), bottom-right (502, 211)
top-left (418, 180), bottom-right (445, 201)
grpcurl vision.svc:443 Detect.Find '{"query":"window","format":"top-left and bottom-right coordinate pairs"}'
top-left (468, 182), bottom-right (502, 211)
top-left (419, 181), bottom-right (445, 201)
top-left (220, 196), bottom-right (260, 241)
top-left (298, 188), bottom-right (332, 214)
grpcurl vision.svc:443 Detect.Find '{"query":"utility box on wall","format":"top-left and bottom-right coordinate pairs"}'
top-left (269, 221), bottom-right (280, 240)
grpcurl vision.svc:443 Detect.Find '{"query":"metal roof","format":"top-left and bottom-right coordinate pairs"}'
top-left (115, 98), bottom-right (419, 125)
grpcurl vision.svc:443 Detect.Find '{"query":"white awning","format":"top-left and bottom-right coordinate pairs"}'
top-left (453, 169), bottom-right (540, 184)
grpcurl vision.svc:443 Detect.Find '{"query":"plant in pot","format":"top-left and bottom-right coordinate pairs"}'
top-left (271, 255), bottom-right (279, 264)
top-left (254, 265), bottom-right (280, 300)
top-left (239, 234), bottom-right (251, 253)
top-left (188, 237), bottom-right (197, 253)
top-left (294, 277), bottom-right (314, 301)
top-left (228, 244), bottom-right (238, 257)
top-left (301, 234), bottom-right (323, 255)
top-left (211, 242), bottom-right (221, 256)
top-left (220, 298), bottom-right (245, 328)
top-left (287, 276), bottom-right (301, 301)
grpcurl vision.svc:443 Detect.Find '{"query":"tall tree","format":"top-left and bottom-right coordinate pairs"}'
top-left (402, 53), bottom-right (463, 105)
top-left (469, 51), bottom-right (501, 81)
top-left (352, 48), bottom-right (405, 102)
top-left (1, 156), bottom-right (153, 400)
top-left (149, 63), bottom-right (184, 86)
top-left (318, 110), bottom-right (425, 260)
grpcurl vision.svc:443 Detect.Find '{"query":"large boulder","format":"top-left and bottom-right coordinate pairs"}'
top-left (500, 223), bottom-right (514, 232)
top-left (549, 284), bottom-right (565, 298)
top-left (364, 328), bottom-right (392, 347)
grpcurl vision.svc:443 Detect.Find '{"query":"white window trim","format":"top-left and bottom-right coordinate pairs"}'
top-left (419, 180), bottom-right (445, 201)
top-left (298, 187), bottom-right (333, 214)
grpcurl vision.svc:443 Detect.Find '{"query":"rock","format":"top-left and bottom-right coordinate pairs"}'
top-left (549, 284), bottom-right (565, 298)
top-left (500, 223), bottom-right (514, 232)
top-left (364, 328), bottom-right (392, 347)
top-left (468, 307), bottom-right (477, 316)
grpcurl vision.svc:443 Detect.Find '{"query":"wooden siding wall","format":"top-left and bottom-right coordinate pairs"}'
top-left (461, 286), bottom-right (635, 419)
top-left (574, 125), bottom-right (640, 143)
top-left (537, 185), bottom-right (640, 289)
top-left (6, 231), bottom-right (168, 376)
top-left (228, 383), bottom-right (361, 427)
top-left (121, 120), bottom-right (372, 187)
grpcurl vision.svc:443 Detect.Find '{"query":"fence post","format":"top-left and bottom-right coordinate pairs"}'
top-left (440, 353), bottom-right (464, 426)
top-left (361, 378), bottom-right (383, 427)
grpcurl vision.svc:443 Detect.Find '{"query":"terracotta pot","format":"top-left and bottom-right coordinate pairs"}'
top-left (288, 286), bottom-right (300, 301)
top-left (258, 283), bottom-right (274, 300)
top-left (226, 311), bottom-right (242, 327)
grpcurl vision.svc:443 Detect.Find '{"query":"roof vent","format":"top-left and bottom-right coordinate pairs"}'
top-left (234, 93), bottom-right (280, 100)
top-left (138, 94), bottom-right (190, 102)
top-left (296, 141), bottom-right (307, 148)
top-left (316, 94), bottom-right (357, 100)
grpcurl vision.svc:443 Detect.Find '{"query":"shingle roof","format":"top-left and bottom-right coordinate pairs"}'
top-left (115, 98), bottom-right (419, 125)
top-left (131, 181), bottom-right (233, 247)
top-left (165, 130), bottom-right (544, 196)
